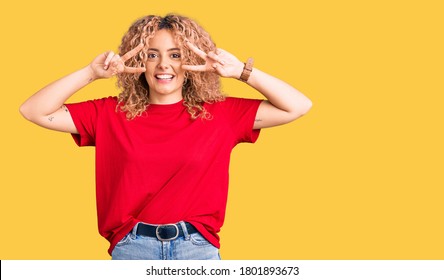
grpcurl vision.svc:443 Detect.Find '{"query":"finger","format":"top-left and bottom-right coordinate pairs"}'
top-left (110, 54), bottom-right (121, 69)
top-left (213, 63), bottom-right (222, 74)
top-left (213, 63), bottom-right (227, 77)
top-left (121, 43), bottom-right (144, 62)
top-left (182, 64), bottom-right (208, 72)
top-left (104, 51), bottom-right (115, 70)
top-left (124, 66), bottom-right (146, 74)
top-left (207, 52), bottom-right (225, 65)
top-left (185, 41), bottom-right (207, 60)
top-left (108, 55), bottom-right (124, 76)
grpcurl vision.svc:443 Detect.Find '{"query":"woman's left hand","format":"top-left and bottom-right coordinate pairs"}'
top-left (182, 41), bottom-right (244, 79)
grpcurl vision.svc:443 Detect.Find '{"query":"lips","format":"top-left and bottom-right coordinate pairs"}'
top-left (155, 74), bottom-right (175, 80)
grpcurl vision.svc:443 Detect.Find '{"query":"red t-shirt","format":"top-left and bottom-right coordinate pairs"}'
top-left (66, 96), bottom-right (262, 255)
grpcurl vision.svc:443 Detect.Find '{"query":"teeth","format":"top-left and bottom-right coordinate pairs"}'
top-left (156, 74), bottom-right (173, 79)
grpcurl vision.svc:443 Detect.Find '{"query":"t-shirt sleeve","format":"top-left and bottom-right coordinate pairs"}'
top-left (223, 97), bottom-right (263, 144)
top-left (65, 98), bottom-right (108, 146)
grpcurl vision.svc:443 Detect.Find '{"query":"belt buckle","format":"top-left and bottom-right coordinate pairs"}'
top-left (155, 224), bottom-right (179, 241)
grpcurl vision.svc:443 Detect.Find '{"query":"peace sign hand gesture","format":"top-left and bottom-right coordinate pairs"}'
top-left (90, 44), bottom-right (146, 79)
top-left (182, 41), bottom-right (244, 79)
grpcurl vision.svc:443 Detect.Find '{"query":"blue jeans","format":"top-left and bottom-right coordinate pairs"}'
top-left (111, 222), bottom-right (221, 260)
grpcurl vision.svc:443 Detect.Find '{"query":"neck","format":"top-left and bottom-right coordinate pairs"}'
top-left (149, 93), bottom-right (183, 105)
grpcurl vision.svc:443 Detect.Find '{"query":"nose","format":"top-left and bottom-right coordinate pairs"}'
top-left (157, 56), bottom-right (170, 69)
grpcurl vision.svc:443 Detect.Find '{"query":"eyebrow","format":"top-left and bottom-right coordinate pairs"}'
top-left (147, 48), bottom-right (181, 52)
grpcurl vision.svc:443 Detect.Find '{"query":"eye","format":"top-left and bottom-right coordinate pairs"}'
top-left (147, 53), bottom-right (158, 59)
top-left (171, 53), bottom-right (181, 59)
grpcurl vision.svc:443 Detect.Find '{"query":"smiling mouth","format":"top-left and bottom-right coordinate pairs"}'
top-left (155, 74), bottom-right (175, 80)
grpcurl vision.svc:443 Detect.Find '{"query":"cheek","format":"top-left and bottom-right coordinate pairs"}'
top-left (176, 72), bottom-right (185, 82)
top-left (144, 73), bottom-right (153, 85)
top-left (175, 66), bottom-right (186, 81)
top-left (144, 67), bottom-right (155, 85)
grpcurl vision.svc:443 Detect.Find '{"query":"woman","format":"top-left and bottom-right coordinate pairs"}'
top-left (20, 14), bottom-right (312, 260)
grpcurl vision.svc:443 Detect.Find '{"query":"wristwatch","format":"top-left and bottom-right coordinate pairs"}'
top-left (239, 57), bottom-right (254, 82)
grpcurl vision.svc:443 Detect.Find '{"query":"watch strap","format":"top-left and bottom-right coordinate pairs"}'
top-left (239, 57), bottom-right (254, 82)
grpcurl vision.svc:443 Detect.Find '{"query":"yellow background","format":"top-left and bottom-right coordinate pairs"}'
top-left (1, 0), bottom-right (443, 259)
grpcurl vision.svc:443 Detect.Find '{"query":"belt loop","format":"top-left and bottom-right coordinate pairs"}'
top-left (179, 221), bottom-right (190, 240)
top-left (132, 223), bottom-right (140, 236)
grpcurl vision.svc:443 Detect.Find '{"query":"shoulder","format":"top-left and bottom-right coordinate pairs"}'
top-left (93, 96), bottom-right (118, 106)
top-left (76, 96), bottom-right (118, 110)
top-left (68, 96), bottom-right (117, 106)
top-left (206, 97), bottom-right (262, 109)
top-left (66, 96), bottom-right (118, 118)
top-left (203, 97), bottom-right (263, 123)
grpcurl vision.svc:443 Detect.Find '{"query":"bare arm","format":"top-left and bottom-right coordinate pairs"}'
top-left (182, 42), bottom-right (312, 129)
top-left (19, 44), bottom-right (146, 133)
top-left (245, 68), bottom-right (312, 129)
top-left (19, 66), bottom-right (96, 133)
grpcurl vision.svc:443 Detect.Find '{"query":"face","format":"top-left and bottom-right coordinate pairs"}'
top-left (144, 29), bottom-right (185, 103)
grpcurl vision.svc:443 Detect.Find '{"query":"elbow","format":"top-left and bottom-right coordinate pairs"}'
top-left (289, 98), bottom-right (313, 121)
top-left (19, 103), bottom-right (28, 120)
top-left (300, 98), bottom-right (313, 116)
top-left (19, 102), bottom-right (34, 122)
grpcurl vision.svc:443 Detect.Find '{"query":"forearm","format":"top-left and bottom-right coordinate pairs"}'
top-left (20, 65), bottom-right (96, 121)
top-left (246, 67), bottom-right (312, 117)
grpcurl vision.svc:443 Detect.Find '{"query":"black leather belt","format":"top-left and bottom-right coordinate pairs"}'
top-left (136, 222), bottom-right (198, 241)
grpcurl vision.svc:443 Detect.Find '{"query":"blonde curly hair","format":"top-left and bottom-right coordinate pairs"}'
top-left (116, 14), bottom-right (225, 120)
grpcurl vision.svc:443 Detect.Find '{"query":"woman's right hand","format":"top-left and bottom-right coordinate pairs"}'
top-left (89, 44), bottom-right (146, 79)
top-left (20, 44), bottom-right (147, 133)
